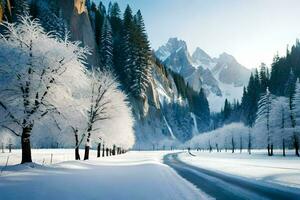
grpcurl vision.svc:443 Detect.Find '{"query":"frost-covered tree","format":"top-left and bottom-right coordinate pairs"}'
top-left (270, 97), bottom-right (291, 156)
top-left (291, 78), bottom-right (300, 156)
top-left (0, 16), bottom-right (89, 163)
top-left (82, 69), bottom-right (135, 160)
top-left (255, 87), bottom-right (274, 156)
top-left (99, 17), bottom-right (113, 71)
top-left (186, 123), bottom-right (248, 151)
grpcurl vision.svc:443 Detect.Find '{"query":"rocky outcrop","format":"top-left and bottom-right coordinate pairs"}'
top-left (59, 0), bottom-right (98, 66)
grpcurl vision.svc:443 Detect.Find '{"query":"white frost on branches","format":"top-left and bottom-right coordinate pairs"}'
top-left (0, 16), bottom-right (89, 140)
top-left (0, 16), bottom-right (135, 150)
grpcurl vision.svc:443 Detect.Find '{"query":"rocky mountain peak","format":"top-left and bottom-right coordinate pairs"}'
top-left (217, 52), bottom-right (236, 64)
top-left (192, 47), bottom-right (213, 67)
top-left (156, 37), bottom-right (189, 61)
top-left (167, 37), bottom-right (188, 52)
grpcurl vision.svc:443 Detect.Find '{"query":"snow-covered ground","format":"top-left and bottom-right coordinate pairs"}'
top-left (179, 150), bottom-right (300, 189)
top-left (0, 150), bottom-right (208, 200)
top-left (1, 149), bottom-right (300, 200)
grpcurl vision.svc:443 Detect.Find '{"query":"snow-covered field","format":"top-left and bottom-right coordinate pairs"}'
top-left (179, 150), bottom-right (300, 189)
top-left (1, 149), bottom-right (300, 200)
top-left (0, 150), bottom-right (208, 200)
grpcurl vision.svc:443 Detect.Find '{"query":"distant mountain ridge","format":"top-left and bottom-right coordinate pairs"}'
top-left (156, 37), bottom-right (251, 112)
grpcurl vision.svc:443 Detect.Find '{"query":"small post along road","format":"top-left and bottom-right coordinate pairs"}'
top-left (163, 152), bottom-right (300, 200)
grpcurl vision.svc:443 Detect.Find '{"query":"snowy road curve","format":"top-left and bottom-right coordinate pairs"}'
top-left (164, 153), bottom-right (300, 200)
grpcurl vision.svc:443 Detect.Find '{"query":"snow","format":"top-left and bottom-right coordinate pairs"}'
top-left (156, 81), bottom-right (171, 104)
top-left (0, 149), bottom-right (208, 200)
top-left (162, 115), bottom-right (176, 140)
top-left (208, 75), bottom-right (244, 112)
top-left (1, 149), bottom-right (300, 199)
top-left (190, 112), bottom-right (199, 135)
top-left (179, 150), bottom-right (300, 189)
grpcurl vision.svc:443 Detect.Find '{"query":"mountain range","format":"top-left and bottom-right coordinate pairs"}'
top-left (156, 38), bottom-right (251, 112)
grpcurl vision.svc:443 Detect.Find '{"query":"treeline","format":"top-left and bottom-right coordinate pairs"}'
top-left (221, 41), bottom-right (300, 127)
top-left (171, 71), bottom-right (210, 125)
top-left (212, 40), bottom-right (300, 156)
top-left (86, 1), bottom-right (152, 100)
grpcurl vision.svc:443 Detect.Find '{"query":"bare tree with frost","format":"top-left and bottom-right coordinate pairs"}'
top-left (0, 16), bottom-right (89, 163)
top-left (82, 69), bottom-right (135, 160)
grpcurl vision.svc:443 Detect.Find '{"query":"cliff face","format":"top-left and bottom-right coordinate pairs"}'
top-left (59, 0), bottom-right (98, 66)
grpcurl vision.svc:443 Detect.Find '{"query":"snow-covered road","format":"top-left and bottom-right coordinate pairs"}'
top-left (165, 152), bottom-right (300, 200)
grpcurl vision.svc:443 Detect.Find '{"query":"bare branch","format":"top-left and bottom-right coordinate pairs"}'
top-left (0, 125), bottom-right (21, 137)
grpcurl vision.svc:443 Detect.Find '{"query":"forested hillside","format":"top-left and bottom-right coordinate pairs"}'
top-left (0, 0), bottom-right (211, 149)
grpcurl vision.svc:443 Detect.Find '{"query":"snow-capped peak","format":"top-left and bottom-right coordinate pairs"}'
top-left (191, 47), bottom-right (213, 68)
top-left (156, 37), bottom-right (189, 61)
top-left (217, 52), bottom-right (236, 64)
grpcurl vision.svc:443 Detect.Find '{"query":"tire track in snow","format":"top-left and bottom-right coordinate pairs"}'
top-left (164, 153), bottom-right (300, 200)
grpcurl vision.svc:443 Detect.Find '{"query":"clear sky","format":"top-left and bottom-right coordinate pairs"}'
top-left (96, 0), bottom-right (300, 69)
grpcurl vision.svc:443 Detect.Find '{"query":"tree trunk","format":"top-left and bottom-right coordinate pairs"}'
top-left (75, 147), bottom-right (80, 160)
top-left (74, 131), bottom-right (80, 160)
top-left (282, 139), bottom-right (286, 157)
top-left (271, 144), bottom-right (273, 156)
top-left (106, 148), bottom-right (108, 156)
top-left (294, 135), bottom-right (299, 157)
top-left (84, 132), bottom-right (91, 160)
top-left (21, 126), bottom-right (33, 164)
top-left (84, 145), bottom-right (89, 160)
top-left (267, 144), bottom-right (271, 156)
top-left (232, 137), bottom-right (235, 153)
top-left (240, 136), bottom-right (242, 153)
top-left (97, 143), bottom-right (101, 157)
top-left (102, 144), bottom-right (105, 157)
top-left (112, 145), bottom-right (116, 156)
top-left (248, 135), bottom-right (252, 155)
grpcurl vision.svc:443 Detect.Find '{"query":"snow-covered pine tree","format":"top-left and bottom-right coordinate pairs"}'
top-left (241, 71), bottom-right (260, 126)
top-left (29, 0), bottom-right (68, 40)
top-left (109, 2), bottom-right (122, 81)
top-left (284, 69), bottom-right (296, 98)
top-left (291, 78), bottom-right (300, 156)
top-left (256, 87), bottom-right (274, 156)
top-left (0, 16), bottom-right (90, 163)
top-left (119, 5), bottom-right (135, 90)
top-left (10, 0), bottom-right (29, 22)
top-left (130, 10), bottom-right (152, 100)
top-left (99, 17), bottom-right (113, 72)
top-left (259, 63), bottom-right (269, 93)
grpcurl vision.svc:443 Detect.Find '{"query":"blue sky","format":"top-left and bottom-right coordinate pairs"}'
top-left (95, 0), bottom-right (300, 69)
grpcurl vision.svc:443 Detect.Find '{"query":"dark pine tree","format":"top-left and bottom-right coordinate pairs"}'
top-left (99, 17), bottom-right (113, 72)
